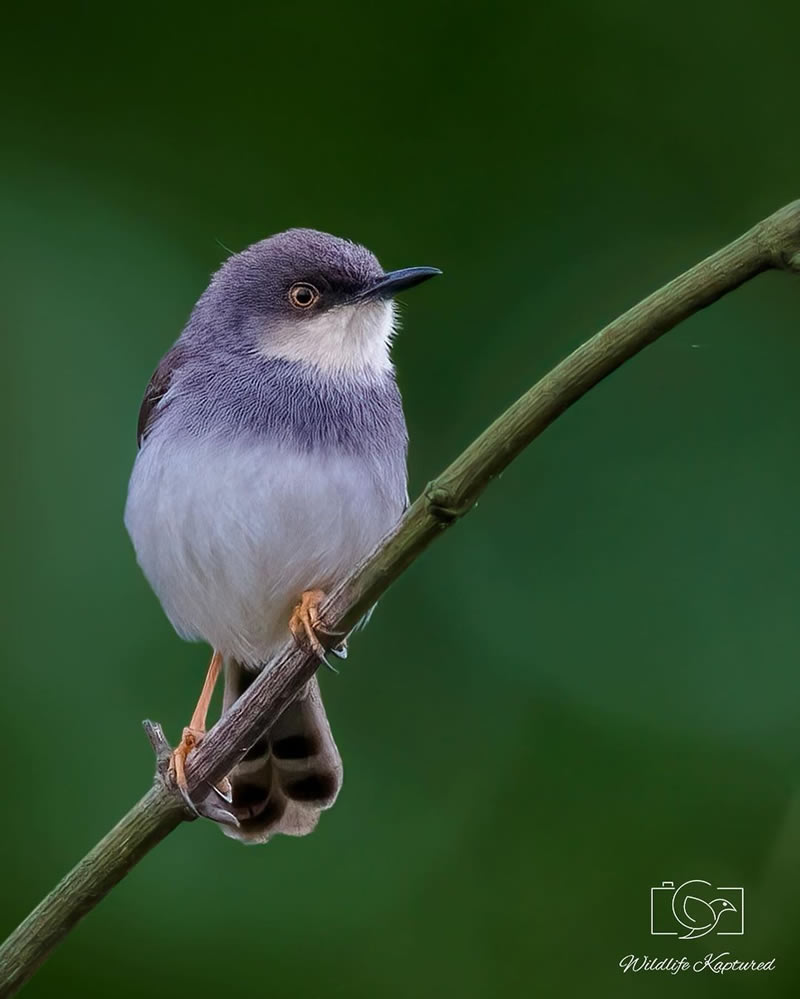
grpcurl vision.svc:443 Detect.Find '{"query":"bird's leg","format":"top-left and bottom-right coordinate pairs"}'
top-left (289, 589), bottom-right (344, 665)
top-left (169, 649), bottom-right (227, 805)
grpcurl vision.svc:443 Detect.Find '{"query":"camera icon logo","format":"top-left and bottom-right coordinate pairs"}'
top-left (650, 880), bottom-right (744, 940)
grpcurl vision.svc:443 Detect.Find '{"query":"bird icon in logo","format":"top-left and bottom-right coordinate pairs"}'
top-left (671, 880), bottom-right (738, 939)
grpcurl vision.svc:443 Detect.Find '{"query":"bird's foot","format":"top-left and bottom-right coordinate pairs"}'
top-left (168, 725), bottom-right (205, 810)
top-left (289, 589), bottom-right (344, 671)
top-left (168, 726), bottom-right (233, 816)
top-left (143, 719), bottom-right (237, 825)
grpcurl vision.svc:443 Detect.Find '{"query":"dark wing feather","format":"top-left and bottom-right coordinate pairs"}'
top-left (136, 345), bottom-right (184, 448)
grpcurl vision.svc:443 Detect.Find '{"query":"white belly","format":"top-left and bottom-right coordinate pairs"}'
top-left (125, 433), bottom-right (403, 667)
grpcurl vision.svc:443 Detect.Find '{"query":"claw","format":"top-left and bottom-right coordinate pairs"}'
top-left (321, 654), bottom-right (339, 674)
top-left (213, 776), bottom-right (233, 803)
top-left (330, 639), bottom-right (348, 661)
top-left (315, 622), bottom-right (348, 641)
top-left (197, 779), bottom-right (238, 825)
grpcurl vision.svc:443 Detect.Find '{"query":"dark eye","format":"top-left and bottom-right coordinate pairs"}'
top-left (288, 282), bottom-right (320, 309)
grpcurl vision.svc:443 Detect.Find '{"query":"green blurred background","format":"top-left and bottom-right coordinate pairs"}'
top-left (2, 3), bottom-right (800, 996)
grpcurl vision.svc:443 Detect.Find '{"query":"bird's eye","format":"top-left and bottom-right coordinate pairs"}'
top-left (288, 283), bottom-right (320, 309)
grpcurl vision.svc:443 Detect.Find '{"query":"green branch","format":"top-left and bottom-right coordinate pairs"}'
top-left (2, 201), bottom-right (799, 998)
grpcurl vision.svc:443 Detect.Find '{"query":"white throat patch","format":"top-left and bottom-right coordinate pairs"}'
top-left (256, 300), bottom-right (397, 377)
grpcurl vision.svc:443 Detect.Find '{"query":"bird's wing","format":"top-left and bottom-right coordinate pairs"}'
top-left (136, 344), bottom-right (184, 448)
top-left (682, 895), bottom-right (712, 928)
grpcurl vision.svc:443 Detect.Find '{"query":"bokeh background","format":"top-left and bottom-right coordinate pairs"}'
top-left (2, 3), bottom-right (800, 996)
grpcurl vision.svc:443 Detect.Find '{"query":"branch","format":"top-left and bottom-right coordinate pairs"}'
top-left (2, 201), bottom-right (799, 997)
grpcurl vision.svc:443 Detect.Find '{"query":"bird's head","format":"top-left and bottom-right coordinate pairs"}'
top-left (193, 228), bottom-right (440, 378)
top-left (710, 898), bottom-right (737, 917)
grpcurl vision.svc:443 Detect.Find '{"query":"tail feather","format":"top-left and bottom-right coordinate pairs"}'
top-left (221, 660), bottom-right (342, 844)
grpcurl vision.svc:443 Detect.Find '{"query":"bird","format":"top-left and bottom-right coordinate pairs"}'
top-left (124, 229), bottom-right (440, 843)
top-left (672, 885), bottom-right (737, 939)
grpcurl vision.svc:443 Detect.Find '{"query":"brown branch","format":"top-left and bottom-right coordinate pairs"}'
top-left (2, 201), bottom-right (799, 998)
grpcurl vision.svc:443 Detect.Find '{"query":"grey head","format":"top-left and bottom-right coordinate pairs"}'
top-left (137, 230), bottom-right (440, 451)
top-left (183, 228), bottom-right (441, 378)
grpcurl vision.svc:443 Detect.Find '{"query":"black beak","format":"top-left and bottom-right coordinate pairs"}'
top-left (358, 266), bottom-right (442, 301)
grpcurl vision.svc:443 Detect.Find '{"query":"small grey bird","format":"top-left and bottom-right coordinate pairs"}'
top-left (125, 229), bottom-right (439, 843)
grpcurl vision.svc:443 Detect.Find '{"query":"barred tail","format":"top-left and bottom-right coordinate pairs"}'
top-left (220, 660), bottom-right (342, 844)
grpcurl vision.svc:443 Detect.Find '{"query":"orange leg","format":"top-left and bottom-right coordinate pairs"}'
top-left (169, 649), bottom-right (223, 800)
